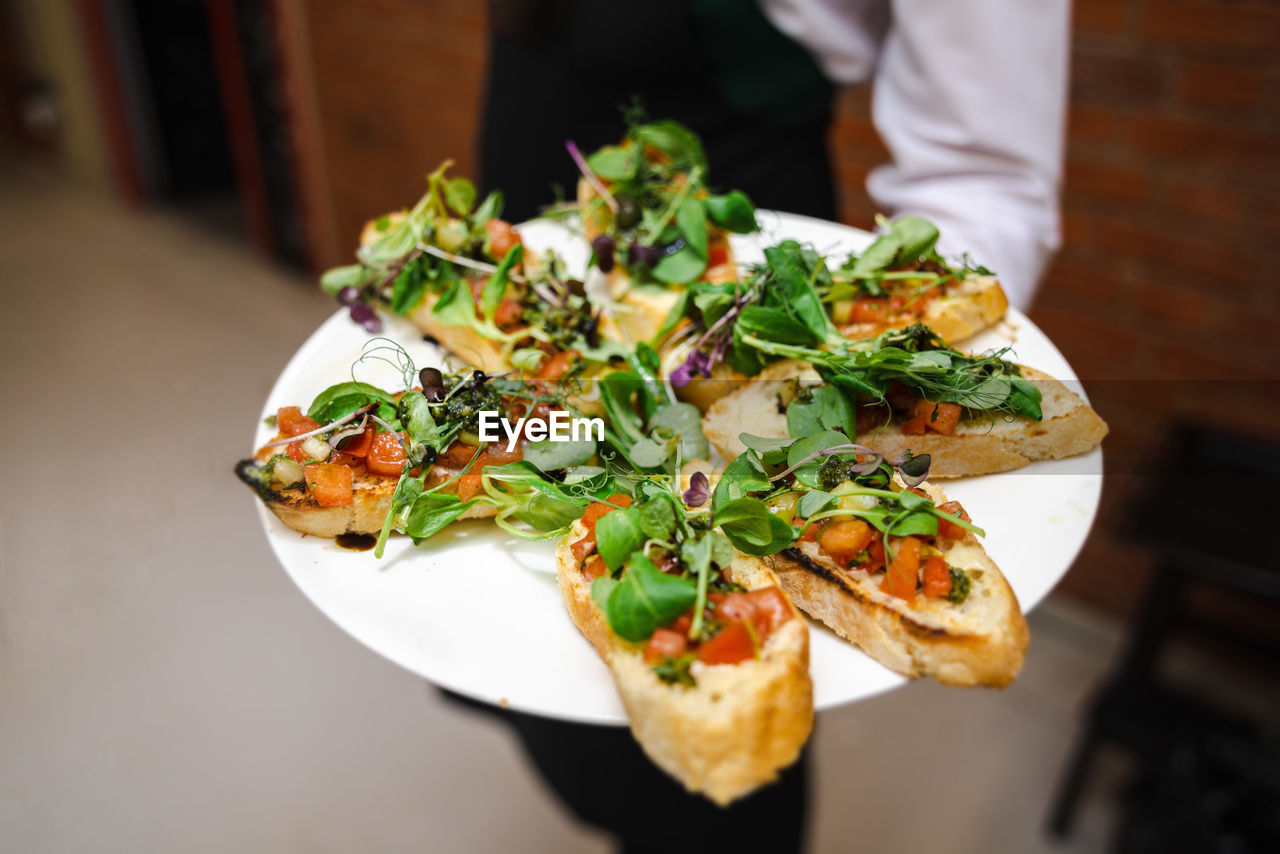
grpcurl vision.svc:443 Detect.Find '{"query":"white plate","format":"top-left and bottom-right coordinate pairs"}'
top-left (251, 213), bottom-right (1102, 725)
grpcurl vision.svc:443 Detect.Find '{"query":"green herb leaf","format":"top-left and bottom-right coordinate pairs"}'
top-left (602, 553), bottom-right (697, 642)
top-left (585, 147), bottom-right (638, 182)
top-left (702, 191), bottom-right (757, 233)
top-left (307, 381), bottom-right (399, 424)
top-left (404, 493), bottom-right (478, 542)
top-left (481, 244), bottom-right (523, 320)
top-left (523, 437), bottom-right (596, 471)
top-left (320, 264), bottom-right (366, 296)
top-left (595, 507), bottom-right (646, 571)
top-left (651, 243), bottom-right (707, 284)
top-left (714, 497), bottom-right (797, 556)
top-left (675, 198), bottom-right (708, 257)
top-left (443, 177), bottom-right (476, 216)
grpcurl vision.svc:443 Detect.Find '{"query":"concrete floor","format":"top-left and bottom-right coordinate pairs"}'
top-left (0, 162), bottom-right (1127, 853)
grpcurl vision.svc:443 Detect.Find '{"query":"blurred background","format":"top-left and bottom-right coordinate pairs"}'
top-left (2, 1), bottom-right (1278, 852)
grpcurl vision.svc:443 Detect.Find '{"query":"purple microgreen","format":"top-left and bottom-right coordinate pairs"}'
top-left (683, 471), bottom-right (709, 508)
top-left (768, 443), bottom-right (880, 483)
top-left (328, 414), bottom-right (369, 449)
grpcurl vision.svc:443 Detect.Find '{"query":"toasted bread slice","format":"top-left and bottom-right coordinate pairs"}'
top-left (556, 522), bottom-right (813, 805)
top-left (836, 275), bottom-right (1008, 345)
top-left (766, 482), bottom-right (1028, 687)
top-left (703, 360), bottom-right (1107, 476)
top-left (236, 460), bottom-right (495, 538)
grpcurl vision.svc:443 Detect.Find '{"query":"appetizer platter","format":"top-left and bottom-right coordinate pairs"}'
top-left (237, 120), bottom-right (1104, 804)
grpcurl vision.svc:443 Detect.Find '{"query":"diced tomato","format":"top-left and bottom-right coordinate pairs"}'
top-left (902, 398), bottom-right (962, 435)
top-left (440, 441), bottom-right (479, 467)
top-left (570, 533), bottom-right (595, 562)
top-left (493, 298), bottom-right (524, 329)
top-left (888, 296), bottom-right (906, 313)
top-left (707, 243), bottom-right (730, 268)
top-left (925, 400), bottom-right (961, 435)
top-left (798, 521), bottom-right (821, 543)
top-left (716, 592), bottom-right (756, 625)
top-left (579, 493), bottom-right (633, 530)
top-left (480, 443), bottom-right (523, 466)
top-left (936, 500), bottom-right (972, 540)
top-left (278, 406), bottom-right (320, 438)
top-left (286, 441), bottom-right (306, 463)
top-left (583, 554), bottom-right (607, 580)
top-left (882, 536), bottom-right (921, 601)
top-left (669, 610), bottom-right (693, 636)
top-left (365, 431), bottom-right (408, 477)
top-left (852, 298), bottom-right (889, 324)
top-left (857, 538), bottom-right (887, 573)
top-left (644, 628), bottom-right (688, 664)
top-left (456, 471), bottom-right (483, 501)
top-left (819, 519), bottom-right (876, 567)
top-left (304, 463), bottom-right (353, 507)
top-left (885, 381), bottom-right (917, 412)
top-left (329, 451), bottom-right (361, 467)
top-left (337, 425), bottom-right (374, 458)
top-left (922, 556), bottom-right (952, 598)
top-left (697, 621), bottom-right (757, 665)
top-left (536, 349), bottom-right (579, 381)
top-left (485, 218), bottom-right (522, 261)
top-left (748, 587), bottom-right (793, 635)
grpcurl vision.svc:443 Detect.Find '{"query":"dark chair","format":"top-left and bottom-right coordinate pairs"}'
top-left (1046, 424), bottom-right (1280, 852)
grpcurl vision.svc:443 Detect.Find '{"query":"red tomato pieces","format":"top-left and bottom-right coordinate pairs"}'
top-left (882, 536), bottom-right (921, 601)
top-left (922, 556), bottom-right (952, 598)
top-left (936, 500), bottom-right (971, 540)
top-left (278, 406), bottom-right (320, 438)
top-left (485, 218), bottom-right (522, 261)
top-left (304, 463), bottom-right (353, 507)
top-left (697, 621), bottom-right (756, 665)
top-left (365, 431), bottom-right (408, 477)
top-left (644, 628), bottom-right (688, 664)
top-left (819, 519), bottom-right (876, 567)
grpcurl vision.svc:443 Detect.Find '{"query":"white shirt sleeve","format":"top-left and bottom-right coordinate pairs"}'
top-left (865, 0), bottom-right (1070, 309)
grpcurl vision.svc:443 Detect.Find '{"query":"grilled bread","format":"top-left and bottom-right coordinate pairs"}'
top-left (556, 522), bottom-right (813, 805)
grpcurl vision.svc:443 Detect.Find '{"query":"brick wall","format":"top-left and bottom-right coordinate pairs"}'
top-left (294, 0), bottom-right (1280, 617)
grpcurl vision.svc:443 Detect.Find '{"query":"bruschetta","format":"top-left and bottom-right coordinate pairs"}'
top-left (711, 433), bottom-right (1029, 687)
top-left (557, 492), bottom-right (813, 804)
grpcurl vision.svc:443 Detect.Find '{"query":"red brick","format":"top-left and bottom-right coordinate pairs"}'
top-left (1135, 280), bottom-right (1215, 330)
top-left (1029, 305), bottom-right (1140, 380)
top-left (1042, 259), bottom-right (1135, 305)
top-left (1177, 60), bottom-right (1267, 110)
top-left (1075, 0), bottom-right (1127, 36)
top-left (1161, 178), bottom-right (1248, 227)
top-left (1129, 115), bottom-right (1279, 172)
top-left (1071, 50), bottom-right (1168, 106)
top-left (1065, 158), bottom-right (1149, 204)
top-left (1068, 104), bottom-right (1119, 147)
top-left (1144, 2), bottom-right (1280, 50)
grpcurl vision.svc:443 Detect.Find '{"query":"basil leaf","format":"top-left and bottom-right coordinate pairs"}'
top-left (432, 278), bottom-right (478, 328)
top-left (889, 510), bottom-right (939, 538)
top-left (649, 402), bottom-right (709, 461)
top-left (405, 493), bottom-right (478, 542)
top-left (320, 264), bottom-right (366, 296)
top-left (391, 258), bottom-right (428, 315)
top-left (506, 493), bottom-right (585, 532)
top-left (603, 553), bottom-right (697, 642)
top-left (1008, 377), bottom-right (1044, 420)
top-left (585, 147), bottom-right (638, 182)
top-left (712, 453), bottom-right (772, 512)
top-left (714, 497), bottom-right (796, 556)
top-left (786, 385), bottom-right (857, 439)
top-left (798, 490), bottom-right (836, 518)
top-left (591, 576), bottom-right (620, 608)
top-left (523, 437), bottom-right (596, 471)
top-left (702, 191), bottom-right (757, 234)
top-left (472, 190), bottom-right (503, 225)
top-left (307, 381), bottom-right (399, 424)
top-left (595, 507), bottom-right (646, 571)
top-left (651, 289), bottom-right (691, 344)
top-left (736, 306), bottom-right (815, 346)
top-left (632, 120), bottom-right (707, 173)
top-left (481, 244), bottom-right (523, 320)
top-left (444, 177), bottom-right (476, 216)
top-left (629, 437), bottom-right (671, 469)
top-left (638, 496), bottom-right (677, 541)
top-left (675, 198), bottom-right (708, 258)
top-left (651, 243), bottom-right (707, 284)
